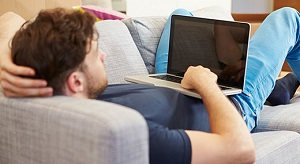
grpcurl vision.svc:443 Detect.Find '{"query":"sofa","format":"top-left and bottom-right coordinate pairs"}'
top-left (1, 7), bottom-right (300, 164)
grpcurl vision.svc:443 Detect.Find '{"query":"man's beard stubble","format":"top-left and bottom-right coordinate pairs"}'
top-left (87, 78), bottom-right (108, 99)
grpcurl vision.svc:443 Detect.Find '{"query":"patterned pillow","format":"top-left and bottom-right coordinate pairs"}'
top-left (73, 5), bottom-right (129, 21)
top-left (122, 17), bottom-right (167, 74)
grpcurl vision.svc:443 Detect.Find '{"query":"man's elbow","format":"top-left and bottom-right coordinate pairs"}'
top-left (235, 142), bottom-right (256, 163)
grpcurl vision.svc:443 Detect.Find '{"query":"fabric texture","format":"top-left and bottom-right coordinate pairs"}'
top-left (0, 91), bottom-right (149, 164)
top-left (123, 17), bottom-right (168, 73)
top-left (95, 20), bottom-right (148, 84)
top-left (254, 94), bottom-right (300, 133)
top-left (252, 131), bottom-right (300, 163)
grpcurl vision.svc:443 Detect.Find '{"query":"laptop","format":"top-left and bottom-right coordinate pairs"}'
top-left (125, 15), bottom-right (251, 99)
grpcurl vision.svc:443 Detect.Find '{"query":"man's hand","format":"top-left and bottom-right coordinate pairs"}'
top-left (0, 12), bottom-right (53, 97)
top-left (0, 54), bottom-right (53, 97)
top-left (181, 66), bottom-right (218, 95)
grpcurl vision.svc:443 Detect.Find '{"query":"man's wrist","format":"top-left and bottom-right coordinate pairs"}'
top-left (194, 82), bottom-right (221, 98)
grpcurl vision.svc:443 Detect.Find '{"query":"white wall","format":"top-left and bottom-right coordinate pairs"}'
top-left (112, 0), bottom-right (126, 12)
top-left (126, 0), bottom-right (232, 17)
top-left (232, 0), bottom-right (273, 13)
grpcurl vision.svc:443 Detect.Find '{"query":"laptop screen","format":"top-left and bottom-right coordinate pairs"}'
top-left (168, 15), bottom-right (250, 89)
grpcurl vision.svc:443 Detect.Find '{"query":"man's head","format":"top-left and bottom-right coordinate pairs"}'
top-left (11, 8), bottom-right (107, 99)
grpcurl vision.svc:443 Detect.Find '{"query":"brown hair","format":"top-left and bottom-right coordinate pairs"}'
top-left (11, 8), bottom-right (96, 95)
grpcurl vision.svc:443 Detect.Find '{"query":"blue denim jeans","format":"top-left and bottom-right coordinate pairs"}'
top-left (155, 7), bottom-right (300, 131)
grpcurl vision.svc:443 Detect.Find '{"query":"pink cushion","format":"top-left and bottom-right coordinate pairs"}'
top-left (80, 5), bottom-right (129, 20)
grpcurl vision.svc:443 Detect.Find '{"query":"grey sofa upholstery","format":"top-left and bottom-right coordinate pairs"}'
top-left (1, 9), bottom-right (300, 164)
top-left (0, 90), bottom-right (149, 164)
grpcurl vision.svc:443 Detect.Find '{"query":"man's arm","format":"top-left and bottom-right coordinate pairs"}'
top-left (181, 66), bottom-right (255, 164)
top-left (0, 12), bottom-right (53, 97)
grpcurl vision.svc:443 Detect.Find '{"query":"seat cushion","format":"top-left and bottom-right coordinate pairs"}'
top-left (254, 93), bottom-right (300, 133)
top-left (252, 131), bottom-right (300, 163)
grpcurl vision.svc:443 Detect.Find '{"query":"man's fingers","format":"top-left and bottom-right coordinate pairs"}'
top-left (1, 81), bottom-right (53, 97)
top-left (2, 62), bottom-right (35, 77)
top-left (1, 70), bottom-right (47, 88)
top-left (3, 89), bottom-right (53, 97)
top-left (0, 63), bottom-right (53, 97)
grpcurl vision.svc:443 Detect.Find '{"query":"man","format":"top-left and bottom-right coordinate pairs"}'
top-left (2, 7), bottom-right (300, 164)
top-left (0, 8), bottom-right (255, 164)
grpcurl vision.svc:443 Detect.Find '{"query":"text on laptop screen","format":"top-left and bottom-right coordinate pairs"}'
top-left (168, 15), bottom-right (250, 88)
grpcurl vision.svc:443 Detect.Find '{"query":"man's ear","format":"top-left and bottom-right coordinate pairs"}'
top-left (66, 72), bottom-right (85, 94)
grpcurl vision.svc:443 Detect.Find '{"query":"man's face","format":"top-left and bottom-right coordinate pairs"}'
top-left (82, 32), bottom-right (108, 99)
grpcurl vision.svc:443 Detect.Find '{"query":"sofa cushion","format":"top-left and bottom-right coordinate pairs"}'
top-left (95, 20), bottom-right (148, 84)
top-left (123, 17), bottom-right (167, 73)
top-left (254, 93), bottom-right (300, 133)
top-left (252, 131), bottom-right (300, 163)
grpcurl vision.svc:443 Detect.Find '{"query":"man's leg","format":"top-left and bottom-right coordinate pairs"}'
top-left (155, 8), bottom-right (193, 73)
top-left (233, 7), bottom-right (300, 131)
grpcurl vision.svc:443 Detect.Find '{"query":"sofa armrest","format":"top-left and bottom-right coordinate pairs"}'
top-left (0, 91), bottom-right (149, 164)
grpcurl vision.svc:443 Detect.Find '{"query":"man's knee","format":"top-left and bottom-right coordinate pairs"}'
top-left (276, 7), bottom-right (298, 15)
top-left (171, 8), bottom-right (193, 16)
top-left (271, 7), bottom-right (299, 22)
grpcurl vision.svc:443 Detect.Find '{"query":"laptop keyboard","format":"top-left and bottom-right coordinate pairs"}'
top-left (150, 75), bottom-right (182, 83)
top-left (150, 75), bottom-right (232, 91)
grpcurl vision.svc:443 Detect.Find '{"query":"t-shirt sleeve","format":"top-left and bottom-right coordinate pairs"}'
top-left (147, 121), bottom-right (192, 164)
